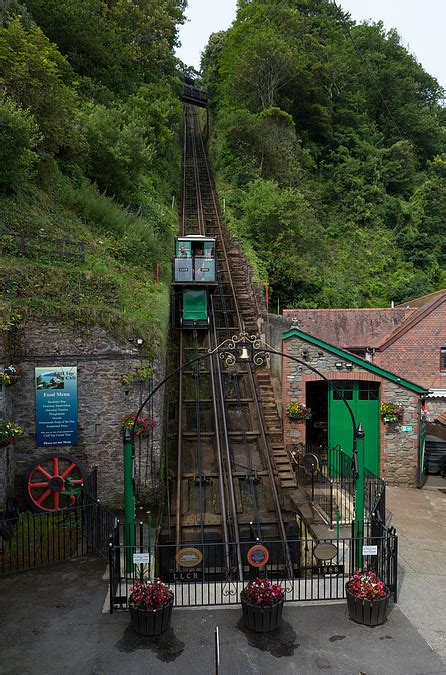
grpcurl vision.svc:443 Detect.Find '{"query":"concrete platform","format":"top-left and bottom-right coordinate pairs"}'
top-left (1, 558), bottom-right (445, 674)
top-left (387, 485), bottom-right (446, 665)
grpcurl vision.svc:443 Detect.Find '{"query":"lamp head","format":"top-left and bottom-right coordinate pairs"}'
top-left (356, 422), bottom-right (365, 439)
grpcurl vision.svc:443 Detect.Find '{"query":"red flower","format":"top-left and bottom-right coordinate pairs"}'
top-left (242, 578), bottom-right (284, 606)
top-left (347, 571), bottom-right (387, 600)
top-left (129, 579), bottom-right (173, 611)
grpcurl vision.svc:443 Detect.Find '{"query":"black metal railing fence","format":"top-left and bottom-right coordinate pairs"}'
top-left (108, 528), bottom-right (398, 611)
top-left (0, 474), bottom-right (117, 576)
top-left (291, 444), bottom-right (386, 528)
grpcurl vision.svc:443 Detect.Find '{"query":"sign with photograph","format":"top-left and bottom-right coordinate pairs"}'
top-left (35, 367), bottom-right (78, 447)
top-left (175, 547), bottom-right (203, 568)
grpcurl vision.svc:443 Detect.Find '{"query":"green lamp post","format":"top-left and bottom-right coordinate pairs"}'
top-left (352, 422), bottom-right (365, 569)
top-left (123, 428), bottom-right (135, 571)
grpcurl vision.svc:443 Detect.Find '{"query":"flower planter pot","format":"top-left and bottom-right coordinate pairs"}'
top-left (346, 586), bottom-right (389, 626)
top-left (0, 439), bottom-right (11, 448)
top-left (129, 598), bottom-right (173, 636)
top-left (241, 595), bottom-right (284, 632)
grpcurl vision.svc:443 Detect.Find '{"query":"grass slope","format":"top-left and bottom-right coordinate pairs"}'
top-left (1, 174), bottom-right (175, 357)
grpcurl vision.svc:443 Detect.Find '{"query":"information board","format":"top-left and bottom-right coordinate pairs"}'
top-left (35, 366), bottom-right (78, 447)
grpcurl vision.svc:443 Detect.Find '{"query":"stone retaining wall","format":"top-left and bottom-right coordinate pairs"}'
top-left (1, 320), bottom-right (165, 505)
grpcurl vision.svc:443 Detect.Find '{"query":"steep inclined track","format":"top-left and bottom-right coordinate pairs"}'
top-left (167, 105), bottom-right (296, 572)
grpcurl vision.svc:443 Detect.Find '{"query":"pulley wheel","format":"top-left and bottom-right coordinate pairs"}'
top-left (25, 453), bottom-right (86, 513)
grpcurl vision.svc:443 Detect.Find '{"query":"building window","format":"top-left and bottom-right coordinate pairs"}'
top-left (359, 382), bottom-right (379, 400)
top-left (332, 380), bottom-right (354, 400)
top-left (441, 348), bottom-right (446, 372)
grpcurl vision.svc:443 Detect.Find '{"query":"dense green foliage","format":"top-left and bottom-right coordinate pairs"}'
top-left (0, 0), bottom-right (186, 351)
top-left (203, 0), bottom-right (446, 308)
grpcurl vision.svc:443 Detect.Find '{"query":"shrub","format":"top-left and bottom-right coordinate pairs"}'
top-left (0, 97), bottom-right (41, 192)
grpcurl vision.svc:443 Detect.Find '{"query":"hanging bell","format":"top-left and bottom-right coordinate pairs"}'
top-left (239, 346), bottom-right (250, 361)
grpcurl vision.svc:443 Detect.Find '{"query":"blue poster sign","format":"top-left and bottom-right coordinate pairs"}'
top-left (35, 367), bottom-right (78, 447)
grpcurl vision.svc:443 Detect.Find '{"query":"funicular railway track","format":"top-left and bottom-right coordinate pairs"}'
top-left (164, 104), bottom-right (296, 580)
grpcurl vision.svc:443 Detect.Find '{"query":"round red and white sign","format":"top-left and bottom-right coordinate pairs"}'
top-left (247, 544), bottom-right (269, 568)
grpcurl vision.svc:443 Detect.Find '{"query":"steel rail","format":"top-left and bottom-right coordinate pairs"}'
top-left (194, 111), bottom-right (291, 550)
top-left (190, 109), bottom-right (239, 571)
top-left (177, 106), bottom-right (235, 565)
top-left (175, 330), bottom-right (184, 546)
top-left (192, 330), bottom-right (205, 546)
top-left (210, 297), bottom-right (243, 580)
top-left (214, 258), bottom-right (263, 540)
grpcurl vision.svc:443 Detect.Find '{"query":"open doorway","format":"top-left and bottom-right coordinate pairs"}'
top-left (305, 381), bottom-right (328, 453)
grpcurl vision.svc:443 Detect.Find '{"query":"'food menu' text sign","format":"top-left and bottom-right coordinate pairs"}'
top-left (35, 367), bottom-right (78, 446)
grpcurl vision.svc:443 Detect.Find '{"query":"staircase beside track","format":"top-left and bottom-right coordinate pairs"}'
top-left (256, 370), bottom-right (297, 489)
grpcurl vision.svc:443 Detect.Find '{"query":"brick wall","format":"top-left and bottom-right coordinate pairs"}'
top-left (282, 335), bottom-right (421, 486)
top-left (374, 299), bottom-right (446, 390)
top-left (1, 320), bottom-right (165, 505)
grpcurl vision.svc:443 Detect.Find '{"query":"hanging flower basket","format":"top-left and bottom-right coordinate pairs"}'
top-left (129, 579), bottom-right (174, 636)
top-left (346, 571), bottom-right (390, 626)
top-left (0, 422), bottom-right (24, 448)
top-left (0, 366), bottom-right (24, 386)
top-left (286, 402), bottom-right (312, 422)
top-left (380, 402), bottom-right (404, 424)
top-left (121, 414), bottom-right (156, 436)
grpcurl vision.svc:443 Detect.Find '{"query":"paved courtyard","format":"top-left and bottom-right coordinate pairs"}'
top-left (387, 484), bottom-right (446, 665)
top-left (1, 553), bottom-right (446, 674)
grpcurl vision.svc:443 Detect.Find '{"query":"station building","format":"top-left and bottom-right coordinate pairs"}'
top-left (272, 289), bottom-right (446, 487)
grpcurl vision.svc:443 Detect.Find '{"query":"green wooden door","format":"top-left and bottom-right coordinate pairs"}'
top-left (328, 380), bottom-right (380, 477)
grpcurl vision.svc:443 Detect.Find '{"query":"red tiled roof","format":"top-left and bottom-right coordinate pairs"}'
top-left (283, 289), bottom-right (446, 351)
top-left (395, 288), bottom-right (446, 309)
top-left (282, 308), bottom-right (413, 349)
top-left (378, 290), bottom-right (446, 350)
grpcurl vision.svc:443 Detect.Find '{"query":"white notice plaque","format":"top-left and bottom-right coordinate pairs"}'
top-left (362, 545), bottom-right (378, 556)
top-left (133, 553), bottom-right (150, 564)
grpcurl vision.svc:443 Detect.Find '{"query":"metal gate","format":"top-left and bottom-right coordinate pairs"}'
top-left (108, 523), bottom-right (398, 611)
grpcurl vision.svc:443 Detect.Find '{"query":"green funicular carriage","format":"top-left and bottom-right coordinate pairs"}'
top-left (172, 235), bottom-right (217, 330)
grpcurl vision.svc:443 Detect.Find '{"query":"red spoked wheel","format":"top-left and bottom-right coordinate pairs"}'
top-left (25, 453), bottom-right (86, 513)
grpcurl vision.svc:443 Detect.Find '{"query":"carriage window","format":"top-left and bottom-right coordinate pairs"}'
top-left (441, 348), bottom-right (446, 372)
top-left (359, 382), bottom-right (379, 400)
top-left (204, 241), bottom-right (214, 257)
top-left (176, 241), bottom-right (191, 257)
top-left (332, 380), bottom-right (353, 400)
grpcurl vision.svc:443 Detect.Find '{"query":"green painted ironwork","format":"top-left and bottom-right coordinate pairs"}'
top-left (123, 429), bottom-right (135, 572)
top-left (354, 426), bottom-right (365, 569)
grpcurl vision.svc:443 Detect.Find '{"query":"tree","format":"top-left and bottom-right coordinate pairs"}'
top-left (0, 96), bottom-right (42, 192)
top-left (0, 18), bottom-right (79, 154)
